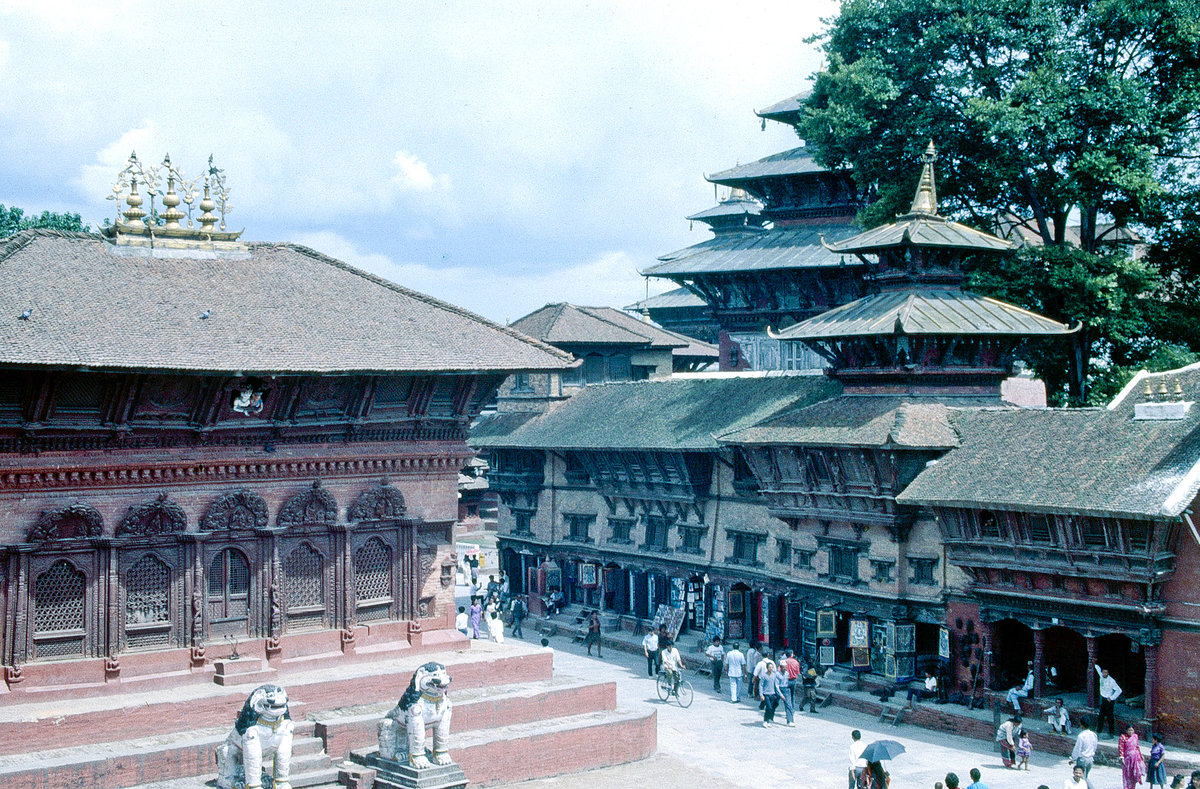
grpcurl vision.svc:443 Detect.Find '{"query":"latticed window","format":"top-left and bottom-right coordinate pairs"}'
top-left (34, 560), bottom-right (86, 658)
top-left (355, 537), bottom-right (393, 621)
top-left (208, 549), bottom-right (250, 622)
top-left (283, 544), bottom-right (325, 631)
top-left (125, 554), bottom-right (171, 649)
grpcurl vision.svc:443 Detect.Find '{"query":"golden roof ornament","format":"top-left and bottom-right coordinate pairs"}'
top-left (909, 140), bottom-right (938, 215)
top-left (104, 151), bottom-right (243, 251)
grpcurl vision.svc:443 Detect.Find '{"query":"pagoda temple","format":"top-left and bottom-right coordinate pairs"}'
top-left (640, 97), bottom-right (869, 371)
top-left (0, 153), bottom-right (570, 691)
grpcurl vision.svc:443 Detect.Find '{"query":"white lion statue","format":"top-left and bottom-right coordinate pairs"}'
top-left (215, 683), bottom-right (294, 789)
top-left (378, 661), bottom-right (453, 768)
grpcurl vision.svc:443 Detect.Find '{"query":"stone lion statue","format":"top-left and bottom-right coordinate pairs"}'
top-left (215, 683), bottom-right (294, 789)
top-left (378, 661), bottom-right (453, 768)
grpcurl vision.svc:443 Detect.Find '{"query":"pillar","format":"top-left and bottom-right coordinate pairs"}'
top-left (1033, 626), bottom-right (1046, 698)
top-left (1143, 642), bottom-right (1158, 721)
top-left (1086, 633), bottom-right (1098, 708)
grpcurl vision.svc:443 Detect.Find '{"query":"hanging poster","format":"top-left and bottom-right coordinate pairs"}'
top-left (650, 604), bottom-right (686, 640)
top-left (816, 609), bottom-right (836, 638)
top-left (819, 645), bottom-right (836, 666)
top-left (670, 577), bottom-right (685, 609)
top-left (578, 562), bottom-right (598, 588)
top-left (939, 626), bottom-right (951, 660)
top-left (849, 619), bottom-right (869, 648)
top-left (729, 590), bottom-right (744, 616)
top-left (852, 647), bottom-right (871, 668)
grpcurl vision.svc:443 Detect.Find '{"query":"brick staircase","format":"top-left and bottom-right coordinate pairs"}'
top-left (0, 641), bottom-right (655, 789)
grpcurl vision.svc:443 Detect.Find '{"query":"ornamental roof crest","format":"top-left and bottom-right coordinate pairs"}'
top-left (103, 152), bottom-right (245, 251)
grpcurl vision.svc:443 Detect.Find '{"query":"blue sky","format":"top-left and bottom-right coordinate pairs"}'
top-left (0, 0), bottom-right (836, 323)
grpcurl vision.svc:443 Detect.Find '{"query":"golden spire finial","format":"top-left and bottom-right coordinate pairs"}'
top-left (1144, 379), bottom-right (1154, 398)
top-left (159, 153), bottom-right (185, 229)
top-left (1158, 379), bottom-right (1170, 397)
top-left (1174, 379), bottom-right (1184, 398)
top-left (909, 140), bottom-right (938, 215)
top-left (123, 171), bottom-right (146, 229)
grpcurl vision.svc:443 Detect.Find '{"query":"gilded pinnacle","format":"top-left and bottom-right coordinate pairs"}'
top-left (909, 140), bottom-right (938, 216)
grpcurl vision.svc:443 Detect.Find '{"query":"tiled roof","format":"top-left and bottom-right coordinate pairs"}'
top-left (471, 375), bottom-right (840, 451)
top-left (755, 92), bottom-right (809, 122)
top-left (830, 212), bottom-right (1014, 253)
top-left (469, 410), bottom-right (541, 442)
top-left (686, 198), bottom-right (763, 222)
top-left (511, 304), bottom-right (687, 349)
top-left (0, 231), bottom-right (572, 374)
top-left (723, 394), bottom-right (966, 448)
top-left (773, 289), bottom-right (1073, 340)
top-left (898, 364), bottom-right (1200, 517)
top-left (708, 147), bottom-right (827, 184)
top-left (643, 225), bottom-right (864, 276)
top-left (624, 287), bottom-right (707, 311)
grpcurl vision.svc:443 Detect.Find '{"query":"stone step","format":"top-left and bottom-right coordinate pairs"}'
top-left (0, 645), bottom-right (553, 758)
top-left (347, 706), bottom-right (656, 788)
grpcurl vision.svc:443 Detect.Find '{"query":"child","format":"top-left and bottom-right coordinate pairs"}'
top-left (1016, 730), bottom-right (1032, 770)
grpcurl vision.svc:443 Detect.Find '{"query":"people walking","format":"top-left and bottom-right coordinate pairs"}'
top-left (584, 611), bottom-right (602, 657)
top-left (1148, 733), bottom-right (1167, 789)
top-left (1096, 664), bottom-right (1123, 737)
top-left (759, 660), bottom-right (783, 726)
top-left (801, 668), bottom-right (820, 713)
top-left (725, 642), bottom-right (746, 702)
top-left (1070, 717), bottom-right (1099, 779)
top-left (1118, 724), bottom-right (1146, 789)
top-left (468, 596), bottom-right (483, 639)
top-left (1017, 731), bottom-right (1033, 770)
top-left (705, 637), bottom-right (724, 693)
top-left (642, 628), bottom-right (660, 677)
top-left (849, 729), bottom-right (867, 789)
top-left (488, 609), bottom-right (505, 644)
top-left (509, 595), bottom-right (527, 638)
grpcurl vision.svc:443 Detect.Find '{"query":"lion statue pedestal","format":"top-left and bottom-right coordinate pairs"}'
top-left (368, 661), bottom-right (466, 789)
top-left (215, 683), bottom-right (294, 789)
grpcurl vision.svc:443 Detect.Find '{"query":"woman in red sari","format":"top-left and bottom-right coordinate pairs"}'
top-left (1119, 724), bottom-right (1147, 789)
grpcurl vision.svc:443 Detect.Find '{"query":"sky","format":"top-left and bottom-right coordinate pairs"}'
top-left (0, 0), bottom-right (838, 324)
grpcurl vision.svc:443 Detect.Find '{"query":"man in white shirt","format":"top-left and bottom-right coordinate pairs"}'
top-left (704, 637), bottom-right (725, 693)
top-left (1095, 665), bottom-right (1122, 737)
top-left (1045, 698), bottom-right (1072, 734)
top-left (642, 629), bottom-right (660, 677)
top-left (1064, 764), bottom-right (1088, 788)
top-left (848, 729), bottom-right (867, 789)
top-left (659, 639), bottom-right (684, 693)
top-left (1070, 717), bottom-right (1098, 779)
top-left (746, 644), bottom-right (762, 698)
top-left (1006, 661), bottom-right (1035, 711)
top-left (752, 652), bottom-right (771, 710)
top-left (455, 606), bottom-right (468, 636)
top-left (724, 642), bottom-right (746, 703)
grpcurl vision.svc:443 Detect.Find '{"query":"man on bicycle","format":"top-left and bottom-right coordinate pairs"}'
top-left (659, 638), bottom-right (684, 694)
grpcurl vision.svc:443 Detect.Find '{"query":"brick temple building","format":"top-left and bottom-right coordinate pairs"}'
top-left (0, 154), bottom-right (569, 693)
top-left (476, 145), bottom-right (1200, 746)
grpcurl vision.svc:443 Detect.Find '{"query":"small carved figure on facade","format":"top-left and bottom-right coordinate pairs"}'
top-left (192, 587), bottom-right (205, 642)
top-left (215, 684), bottom-right (294, 789)
top-left (231, 384), bottom-right (266, 415)
top-left (269, 580), bottom-right (282, 637)
top-left (378, 662), bottom-right (453, 768)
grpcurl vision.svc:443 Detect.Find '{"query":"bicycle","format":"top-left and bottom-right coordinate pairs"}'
top-left (656, 670), bottom-right (694, 707)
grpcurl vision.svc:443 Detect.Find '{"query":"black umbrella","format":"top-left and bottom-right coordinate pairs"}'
top-left (860, 740), bottom-right (907, 762)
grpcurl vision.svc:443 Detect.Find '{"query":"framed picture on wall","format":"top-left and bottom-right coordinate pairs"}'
top-left (849, 618), bottom-right (869, 648)
top-left (819, 645), bottom-right (836, 666)
top-left (852, 647), bottom-right (870, 668)
top-left (729, 590), bottom-right (744, 616)
top-left (579, 562), bottom-right (598, 588)
top-left (816, 609), bottom-right (836, 638)
top-left (939, 626), bottom-right (950, 660)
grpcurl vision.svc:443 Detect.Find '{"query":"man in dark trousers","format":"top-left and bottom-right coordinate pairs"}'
top-left (705, 637), bottom-right (725, 693)
top-left (509, 595), bottom-right (527, 638)
top-left (1095, 664), bottom-right (1122, 737)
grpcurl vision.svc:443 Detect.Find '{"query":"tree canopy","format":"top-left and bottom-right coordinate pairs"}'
top-left (800, 0), bottom-right (1200, 404)
top-left (0, 204), bottom-right (89, 238)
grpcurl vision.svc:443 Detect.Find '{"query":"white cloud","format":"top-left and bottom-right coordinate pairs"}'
top-left (391, 150), bottom-right (446, 192)
top-left (289, 231), bottom-right (673, 324)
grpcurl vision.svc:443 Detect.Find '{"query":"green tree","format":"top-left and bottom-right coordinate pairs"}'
top-left (0, 204), bottom-right (89, 238)
top-left (800, 0), bottom-right (1200, 404)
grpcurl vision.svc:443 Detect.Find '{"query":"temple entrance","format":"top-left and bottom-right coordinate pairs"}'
top-left (207, 548), bottom-right (249, 638)
top-left (991, 618), bottom-right (1034, 690)
top-left (1097, 632), bottom-right (1146, 698)
top-left (1043, 626), bottom-right (1088, 693)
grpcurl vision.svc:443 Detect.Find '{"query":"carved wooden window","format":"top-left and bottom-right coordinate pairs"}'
top-left (208, 549), bottom-right (250, 624)
top-left (607, 354), bottom-right (631, 382)
top-left (729, 532), bottom-right (763, 566)
top-left (510, 373), bottom-right (533, 393)
top-left (125, 554), bottom-right (171, 650)
top-left (512, 510), bottom-right (533, 536)
top-left (679, 524), bottom-right (706, 555)
top-left (870, 559), bottom-right (895, 583)
top-left (354, 537), bottom-right (393, 622)
top-left (829, 545), bottom-right (860, 583)
top-left (978, 510), bottom-right (1001, 539)
top-left (1026, 514), bottom-right (1053, 545)
top-left (643, 516), bottom-right (671, 552)
top-left (582, 354), bottom-right (605, 385)
top-left (33, 560), bottom-right (86, 659)
top-left (794, 549), bottom-right (814, 570)
top-left (53, 374), bottom-right (105, 417)
top-left (775, 539), bottom-right (792, 566)
top-left (609, 518), bottom-right (633, 544)
top-left (909, 557), bottom-right (938, 586)
top-left (564, 514), bottom-right (595, 543)
top-left (283, 543), bottom-right (325, 631)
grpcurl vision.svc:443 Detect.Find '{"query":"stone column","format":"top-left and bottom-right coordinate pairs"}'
top-left (1033, 626), bottom-right (1046, 698)
top-left (1086, 633), bottom-right (1098, 709)
top-left (1143, 642), bottom-right (1158, 721)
